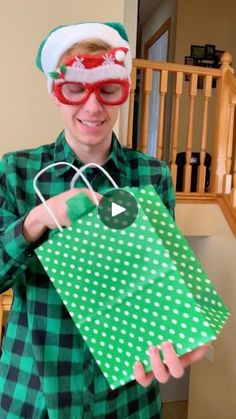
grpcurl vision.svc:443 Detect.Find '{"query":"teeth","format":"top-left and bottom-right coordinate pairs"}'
top-left (80, 120), bottom-right (103, 127)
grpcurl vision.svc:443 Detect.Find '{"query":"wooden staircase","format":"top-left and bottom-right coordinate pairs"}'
top-left (127, 52), bottom-right (236, 235)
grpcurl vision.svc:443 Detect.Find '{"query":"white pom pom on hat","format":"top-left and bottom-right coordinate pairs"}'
top-left (114, 49), bottom-right (126, 62)
top-left (36, 21), bottom-right (132, 93)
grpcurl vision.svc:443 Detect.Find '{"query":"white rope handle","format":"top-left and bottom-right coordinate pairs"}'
top-left (70, 162), bottom-right (119, 189)
top-left (33, 161), bottom-right (99, 232)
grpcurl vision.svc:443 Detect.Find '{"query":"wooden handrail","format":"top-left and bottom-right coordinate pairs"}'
top-left (183, 74), bottom-right (198, 192)
top-left (220, 56), bottom-right (236, 205)
top-left (127, 66), bottom-right (137, 149)
top-left (156, 70), bottom-right (168, 159)
top-left (225, 69), bottom-right (236, 95)
top-left (128, 52), bottom-right (236, 212)
top-left (140, 68), bottom-right (153, 153)
top-left (209, 52), bottom-right (233, 195)
top-left (133, 58), bottom-right (221, 77)
top-left (197, 75), bottom-right (212, 193)
top-left (170, 72), bottom-right (183, 189)
top-left (232, 147), bottom-right (236, 207)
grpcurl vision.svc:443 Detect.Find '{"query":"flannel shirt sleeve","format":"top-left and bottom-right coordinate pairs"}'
top-left (0, 159), bottom-right (36, 293)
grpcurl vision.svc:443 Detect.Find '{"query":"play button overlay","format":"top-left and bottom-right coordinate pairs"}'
top-left (98, 189), bottom-right (138, 230)
top-left (112, 202), bottom-right (126, 217)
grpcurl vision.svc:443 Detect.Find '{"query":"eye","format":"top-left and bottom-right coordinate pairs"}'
top-left (100, 83), bottom-right (121, 95)
top-left (65, 83), bottom-right (85, 94)
top-left (61, 83), bottom-right (86, 99)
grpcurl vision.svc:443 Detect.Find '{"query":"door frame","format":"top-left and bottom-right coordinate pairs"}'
top-left (144, 17), bottom-right (171, 60)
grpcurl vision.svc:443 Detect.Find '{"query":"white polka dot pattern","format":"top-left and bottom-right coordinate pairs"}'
top-left (35, 185), bottom-right (230, 390)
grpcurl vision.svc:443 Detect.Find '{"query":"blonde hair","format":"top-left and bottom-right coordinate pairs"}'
top-left (59, 38), bottom-right (111, 65)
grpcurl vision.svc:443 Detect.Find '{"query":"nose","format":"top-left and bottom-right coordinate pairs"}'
top-left (83, 92), bottom-right (103, 113)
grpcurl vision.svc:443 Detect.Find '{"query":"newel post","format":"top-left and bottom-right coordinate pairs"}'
top-left (210, 52), bottom-right (233, 193)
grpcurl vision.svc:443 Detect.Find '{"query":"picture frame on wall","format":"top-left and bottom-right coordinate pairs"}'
top-left (185, 44), bottom-right (225, 89)
top-left (185, 56), bottom-right (196, 65)
top-left (190, 45), bottom-right (206, 59)
top-left (205, 44), bottom-right (216, 59)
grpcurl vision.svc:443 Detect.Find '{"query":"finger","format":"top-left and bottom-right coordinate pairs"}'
top-left (148, 345), bottom-right (170, 383)
top-left (68, 188), bottom-right (103, 204)
top-left (60, 213), bottom-right (72, 227)
top-left (133, 362), bottom-right (154, 387)
top-left (54, 201), bottom-right (72, 227)
top-left (180, 344), bottom-right (210, 369)
top-left (42, 201), bottom-right (71, 229)
top-left (161, 342), bottom-right (184, 379)
top-left (74, 188), bottom-right (103, 204)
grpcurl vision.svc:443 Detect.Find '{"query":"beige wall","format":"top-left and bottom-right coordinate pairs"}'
top-left (174, 0), bottom-right (236, 153)
top-left (176, 202), bottom-right (235, 416)
top-left (0, 0), bottom-right (138, 156)
top-left (176, 203), bottom-right (235, 418)
top-left (119, 0), bottom-right (139, 145)
top-left (176, 202), bottom-right (234, 237)
top-left (175, 0), bottom-right (236, 66)
top-left (186, 235), bottom-right (236, 419)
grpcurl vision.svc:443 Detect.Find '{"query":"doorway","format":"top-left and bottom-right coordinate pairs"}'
top-left (144, 18), bottom-right (170, 157)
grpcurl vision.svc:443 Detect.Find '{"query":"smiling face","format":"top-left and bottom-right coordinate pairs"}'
top-left (53, 91), bottom-right (120, 150)
top-left (52, 39), bottom-right (121, 153)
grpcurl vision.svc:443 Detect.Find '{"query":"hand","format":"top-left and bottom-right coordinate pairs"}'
top-left (23, 188), bottom-right (102, 242)
top-left (134, 341), bottom-right (209, 387)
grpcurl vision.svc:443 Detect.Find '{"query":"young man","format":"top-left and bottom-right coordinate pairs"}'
top-left (0, 22), bottom-right (207, 418)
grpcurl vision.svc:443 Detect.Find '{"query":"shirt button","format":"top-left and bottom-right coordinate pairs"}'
top-left (84, 360), bottom-right (91, 369)
top-left (25, 250), bottom-right (33, 257)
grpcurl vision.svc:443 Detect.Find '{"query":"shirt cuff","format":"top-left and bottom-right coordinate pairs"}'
top-left (3, 215), bottom-right (49, 267)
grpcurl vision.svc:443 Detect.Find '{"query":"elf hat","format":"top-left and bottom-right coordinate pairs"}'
top-left (36, 21), bottom-right (132, 93)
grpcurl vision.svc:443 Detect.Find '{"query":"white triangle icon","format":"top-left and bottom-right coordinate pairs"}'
top-left (111, 202), bottom-right (126, 217)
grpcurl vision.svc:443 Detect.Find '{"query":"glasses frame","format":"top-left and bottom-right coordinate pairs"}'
top-left (53, 79), bottom-right (130, 106)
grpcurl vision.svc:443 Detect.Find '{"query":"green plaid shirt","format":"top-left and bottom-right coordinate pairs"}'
top-left (0, 131), bottom-right (175, 419)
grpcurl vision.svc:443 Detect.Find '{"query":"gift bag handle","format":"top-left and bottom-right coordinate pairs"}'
top-left (33, 161), bottom-right (98, 231)
top-left (33, 161), bottom-right (119, 232)
top-left (70, 162), bottom-right (119, 189)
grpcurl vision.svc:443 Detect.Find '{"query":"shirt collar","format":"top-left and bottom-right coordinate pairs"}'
top-left (104, 132), bottom-right (127, 175)
top-left (52, 131), bottom-right (81, 176)
top-left (52, 131), bottom-right (127, 177)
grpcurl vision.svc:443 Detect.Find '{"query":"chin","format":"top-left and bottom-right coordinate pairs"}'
top-left (76, 135), bottom-right (109, 147)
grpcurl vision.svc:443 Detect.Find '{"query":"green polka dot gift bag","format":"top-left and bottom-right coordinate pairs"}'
top-left (34, 162), bottom-right (230, 390)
